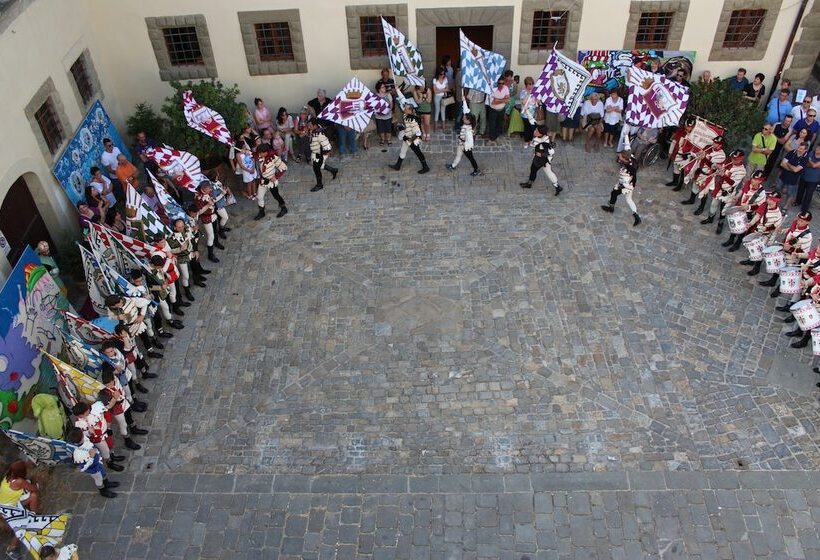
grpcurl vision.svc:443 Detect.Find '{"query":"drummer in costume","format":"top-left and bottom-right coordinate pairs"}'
top-left (254, 143), bottom-right (288, 219)
top-left (760, 211), bottom-right (812, 297)
top-left (665, 116), bottom-right (697, 191)
top-left (682, 135), bottom-right (726, 206)
top-left (698, 149), bottom-right (747, 233)
top-left (519, 125), bottom-right (563, 195)
top-left (601, 151), bottom-right (641, 226)
top-left (785, 281), bottom-right (820, 349)
top-left (309, 122), bottom-right (339, 191)
top-left (735, 192), bottom-right (784, 275)
top-left (389, 102), bottom-right (430, 174)
top-left (722, 170), bottom-right (767, 249)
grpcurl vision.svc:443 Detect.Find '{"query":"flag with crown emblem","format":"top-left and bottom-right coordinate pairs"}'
top-left (183, 90), bottom-right (233, 146)
top-left (58, 329), bottom-right (107, 376)
top-left (381, 17), bottom-right (424, 86)
top-left (625, 66), bottom-right (689, 128)
top-left (144, 145), bottom-right (205, 193)
top-left (1, 430), bottom-right (76, 466)
top-left (459, 29), bottom-right (506, 96)
top-left (532, 47), bottom-right (592, 117)
top-left (318, 77), bottom-right (390, 133)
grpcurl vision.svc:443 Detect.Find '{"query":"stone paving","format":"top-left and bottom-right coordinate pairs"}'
top-left (47, 130), bottom-right (820, 558)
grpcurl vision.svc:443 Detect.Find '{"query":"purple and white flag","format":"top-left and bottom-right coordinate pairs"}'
top-left (625, 67), bottom-right (689, 128)
top-left (531, 47), bottom-right (591, 117)
top-left (318, 77), bottom-right (390, 133)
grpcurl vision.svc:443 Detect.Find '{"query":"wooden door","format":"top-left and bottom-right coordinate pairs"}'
top-left (0, 177), bottom-right (54, 267)
top-left (435, 25), bottom-right (494, 73)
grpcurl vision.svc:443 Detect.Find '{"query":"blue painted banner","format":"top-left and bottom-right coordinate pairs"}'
top-left (52, 100), bottom-right (131, 206)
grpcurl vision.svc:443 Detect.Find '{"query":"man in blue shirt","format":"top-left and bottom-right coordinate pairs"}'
top-left (766, 89), bottom-right (794, 125)
top-left (797, 144), bottom-right (820, 212)
top-left (779, 142), bottom-right (810, 209)
top-left (792, 110), bottom-right (818, 145)
top-left (727, 68), bottom-right (749, 91)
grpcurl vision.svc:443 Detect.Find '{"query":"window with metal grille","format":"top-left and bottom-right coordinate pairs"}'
top-left (162, 26), bottom-right (204, 66)
top-left (635, 12), bottom-right (673, 49)
top-left (34, 99), bottom-right (64, 155)
top-left (531, 11), bottom-right (568, 50)
top-left (255, 22), bottom-right (294, 61)
top-left (70, 55), bottom-right (95, 105)
top-left (723, 9), bottom-right (766, 49)
top-left (360, 15), bottom-right (394, 57)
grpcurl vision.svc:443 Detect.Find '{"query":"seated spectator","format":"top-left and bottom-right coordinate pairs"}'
top-left (727, 67), bottom-right (749, 91)
top-left (793, 109), bottom-right (819, 144)
top-left (0, 460), bottom-right (40, 512)
top-left (89, 166), bottom-right (117, 207)
top-left (105, 209), bottom-right (127, 234)
top-left (308, 89), bottom-right (335, 138)
top-left (293, 108), bottom-right (312, 163)
top-left (791, 97), bottom-right (814, 128)
top-left (115, 153), bottom-right (140, 188)
top-left (35, 240), bottom-right (66, 294)
top-left (271, 129), bottom-right (288, 161)
top-left (766, 89), bottom-right (793, 125)
top-left (275, 107), bottom-right (294, 158)
top-left (743, 73), bottom-right (766, 102)
top-left (77, 201), bottom-right (101, 233)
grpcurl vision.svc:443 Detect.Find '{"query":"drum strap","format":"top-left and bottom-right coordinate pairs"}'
top-left (749, 188), bottom-right (764, 206)
top-left (792, 229), bottom-right (810, 242)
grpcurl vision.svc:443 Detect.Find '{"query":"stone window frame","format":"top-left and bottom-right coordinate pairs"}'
top-left (345, 4), bottom-right (409, 71)
top-left (24, 78), bottom-right (72, 163)
top-left (623, 1), bottom-right (690, 51)
top-left (518, 0), bottom-right (583, 65)
top-left (66, 49), bottom-right (103, 110)
top-left (238, 9), bottom-right (308, 76)
top-left (709, 0), bottom-right (783, 62)
top-left (145, 14), bottom-right (217, 81)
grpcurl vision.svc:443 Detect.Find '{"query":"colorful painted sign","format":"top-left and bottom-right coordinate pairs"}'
top-left (52, 100), bottom-right (131, 206)
top-left (577, 49), bottom-right (695, 96)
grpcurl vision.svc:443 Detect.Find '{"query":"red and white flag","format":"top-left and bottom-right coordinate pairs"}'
top-left (183, 91), bottom-right (233, 146)
top-left (144, 145), bottom-right (205, 193)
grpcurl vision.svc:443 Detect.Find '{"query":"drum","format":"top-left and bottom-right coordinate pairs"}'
top-left (742, 234), bottom-right (766, 262)
top-left (726, 207), bottom-right (749, 234)
top-left (763, 245), bottom-right (785, 274)
top-left (790, 299), bottom-right (820, 331)
top-left (779, 267), bottom-right (801, 295)
top-left (812, 329), bottom-right (820, 356)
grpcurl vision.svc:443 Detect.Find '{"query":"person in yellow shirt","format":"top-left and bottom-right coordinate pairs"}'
top-left (0, 461), bottom-right (40, 512)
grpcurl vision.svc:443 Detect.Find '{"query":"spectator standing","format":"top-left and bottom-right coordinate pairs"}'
top-left (791, 97), bottom-right (814, 128)
top-left (797, 144), bottom-right (820, 212)
top-left (698, 70), bottom-right (714, 85)
top-left (487, 77), bottom-right (510, 143)
top-left (764, 115), bottom-right (794, 178)
top-left (432, 68), bottom-right (450, 131)
top-left (467, 88), bottom-right (487, 137)
top-left (747, 123), bottom-right (777, 175)
top-left (810, 92), bottom-right (820, 113)
top-left (235, 139), bottom-right (258, 201)
top-left (561, 106), bottom-right (582, 143)
top-left (276, 107), bottom-right (294, 158)
top-left (581, 93), bottom-right (605, 152)
top-left (375, 83), bottom-right (395, 146)
top-left (100, 138), bottom-right (122, 178)
top-left (792, 109), bottom-right (818, 144)
top-left (519, 77), bottom-right (538, 146)
top-left (603, 90), bottom-right (624, 148)
top-left (375, 68), bottom-right (396, 98)
top-left (253, 98), bottom-right (273, 132)
top-left (779, 142), bottom-right (810, 209)
top-left (766, 89), bottom-right (794, 125)
top-left (727, 68), bottom-right (749, 91)
top-left (336, 124), bottom-right (358, 157)
top-left (742, 73), bottom-right (766, 103)
top-left (133, 130), bottom-right (158, 180)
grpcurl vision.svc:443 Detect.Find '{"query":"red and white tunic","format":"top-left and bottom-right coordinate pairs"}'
top-left (783, 223), bottom-right (813, 265)
top-left (686, 145), bottom-right (725, 183)
top-left (700, 162), bottom-right (746, 201)
top-left (194, 192), bottom-right (215, 224)
top-left (749, 205), bottom-right (784, 237)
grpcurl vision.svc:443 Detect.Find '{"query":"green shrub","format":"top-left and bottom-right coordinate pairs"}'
top-left (686, 79), bottom-right (766, 150)
top-left (125, 102), bottom-right (166, 140)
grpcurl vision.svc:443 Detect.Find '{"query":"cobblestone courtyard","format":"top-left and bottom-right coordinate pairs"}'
top-left (54, 135), bottom-right (820, 558)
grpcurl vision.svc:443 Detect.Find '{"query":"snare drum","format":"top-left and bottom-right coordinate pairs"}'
top-left (726, 207), bottom-right (749, 234)
top-left (742, 233), bottom-right (766, 262)
top-left (790, 299), bottom-right (820, 331)
top-left (763, 244), bottom-right (785, 274)
top-left (778, 267), bottom-right (801, 295)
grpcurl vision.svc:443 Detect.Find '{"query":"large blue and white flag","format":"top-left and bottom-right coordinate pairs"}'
top-left (62, 311), bottom-right (112, 345)
top-left (459, 29), bottom-right (506, 96)
top-left (1, 430), bottom-right (75, 465)
top-left (59, 329), bottom-right (107, 376)
top-left (78, 244), bottom-right (113, 315)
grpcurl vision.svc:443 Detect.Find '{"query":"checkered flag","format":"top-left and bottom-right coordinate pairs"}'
top-left (532, 47), bottom-right (592, 118)
top-left (459, 29), bottom-right (506, 96)
top-left (90, 222), bottom-right (179, 283)
top-left (183, 90), bottom-right (233, 146)
top-left (125, 181), bottom-right (172, 241)
top-left (147, 170), bottom-right (189, 224)
top-left (144, 145), bottom-right (205, 193)
top-left (319, 77), bottom-right (391, 133)
top-left (382, 17), bottom-right (424, 87)
top-left (625, 67), bottom-right (689, 128)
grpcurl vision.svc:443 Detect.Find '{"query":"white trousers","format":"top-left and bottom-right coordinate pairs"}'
top-left (202, 222), bottom-right (215, 247)
top-left (623, 190), bottom-right (638, 213)
top-left (167, 282), bottom-right (177, 304)
top-left (159, 299), bottom-right (173, 321)
top-left (541, 164), bottom-right (559, 186)
top-left (216, 207), bottom-right (229, 226)
top-left (177, 262), bottom-right (190, 288)
top-left (112, 412), bottom-right (129, 437)
top-left (93, 438), bottom-right (110, 461)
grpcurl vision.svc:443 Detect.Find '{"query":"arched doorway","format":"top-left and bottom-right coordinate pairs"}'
top-left (0, 177), bottom-right (55, 267)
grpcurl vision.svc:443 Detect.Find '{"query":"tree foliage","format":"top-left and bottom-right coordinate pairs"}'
top-left (686, 79), bottom-right (766, 150)
top-left (125, 102), bottom-right (166, 140)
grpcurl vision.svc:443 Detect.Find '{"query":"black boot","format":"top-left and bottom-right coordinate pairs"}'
top-left (207, 246), bottom-right (220, 263)
top-left (389, 157), bottom-right (403, 171)
top-left (728, 236), bottom-right (744, 252)
top-left (746, 262), bottom-right (762, 276)
top-left (672, 174), bottom-right (685, 192)
top-left (601, 204), bottom-right (614, 213)
top-left (681, 192), bottom-right (696, 205)
top-left (418, 160), bottom-right (430, 174)
top-left (124, 437), bottom-right (141, 450)
top-left (770, 287), bottom-right (781, 298)
top-left (791, 331), bottom-right (811, 348)
top-left (142, 371), bottom-right (158, 379)
top-left (214, 240), bottom-right (225, 250)
top-left (184, 287), bottom-right (195, 302)
top-left (776, 303), bottom-right (793, 312)
top-left (276, 206), bottom-right (288, 218)
top-left (222, 226), bottom-right (232, 232)
top-left (130, 400), bottom-right (147, 412)
top-left (103, 479), bottom-right (120, 489)
top-left (785, 315), bottom-right (796, 323)
top-left (169, 319), bottom-right (184, 329)
top-left (106, 459), bottom-right (124, 472)
top-left (554, 185), bottom-right (563, 196)
top-left (786, 328), bottom-right (804, 337)
top-left (665, 173), bottom-right (680, 187)
top-left (693, 197), bottom-right (707, 215)
top-left (759, 275), bottom-right (778, 287)
top-left (700, 214), bottom-right (714, 225)
top-left (520, 181), bottom-right (533, 188)
top-left (253, 206), bottom-right (266, 220)
top-left (217, 229), bottom-right (227, 240)
top-left (171, 304), bottom-right (185, 317)
top-left (632, 213), bottom-right (641, 227)
top-left (722, 234), bottom-right (737, 248)
top-left (129, 426), bottom-right (149, 436)
top-left (134, 383), bottom-right (149, 394)
top-left (150, 337), bottom-right (164, 350)
top-left (310, 184), bottom-right (324, 192)
top-left (194, 279), bottom-right (207, 288)
top-left (329, 167), bottom-right (338, 180)
top-left (110, 453), bottom-right (126, 462)
top-left (739, 259), bottom-right (754, 266)
top-left (715, 219), bottom-right (724, 235)
top-left (99, 487), bottom-right (117, 498)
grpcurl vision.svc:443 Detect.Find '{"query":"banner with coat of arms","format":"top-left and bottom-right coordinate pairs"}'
top-left (459, 29), bottom-right (507, 96)
top-left (625, 67), bottom-right (690, 128)
top-left (532, 47), bottom-right (592, 117)
top-left (318, 77), bottom-right (390, 133)
top-left (381, 17), bottom-right (424, 86)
